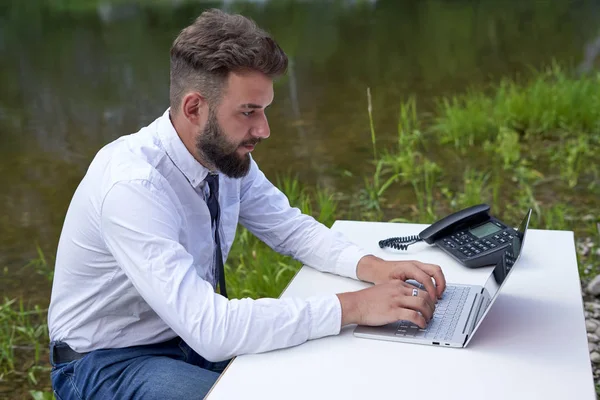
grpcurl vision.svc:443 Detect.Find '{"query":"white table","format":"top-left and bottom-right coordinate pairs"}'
top-left (207, 221), bottom-right (595, 399)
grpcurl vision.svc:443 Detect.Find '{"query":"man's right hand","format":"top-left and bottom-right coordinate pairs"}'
top-left (336, 281), bottom-right (436, 328)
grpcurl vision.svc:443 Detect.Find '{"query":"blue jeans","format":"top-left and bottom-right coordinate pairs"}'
top-left (50, 337), bottom-right (230, 399)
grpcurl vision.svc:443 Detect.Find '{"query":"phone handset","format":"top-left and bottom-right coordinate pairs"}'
top-left (379, 204), bottom-right (491, 250)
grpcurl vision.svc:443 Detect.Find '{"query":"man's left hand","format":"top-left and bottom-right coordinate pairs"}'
top-left (357, 255), bottom-right (446, 302)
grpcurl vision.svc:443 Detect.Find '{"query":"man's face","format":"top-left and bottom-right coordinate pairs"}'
top-left (196, 70), bottom-right (273, 178)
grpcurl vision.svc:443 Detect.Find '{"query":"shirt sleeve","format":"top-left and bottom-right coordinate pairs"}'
top-left (239, 159), bottom-right (369, 280)
top-left (100, 179), bottom-right (342, 362)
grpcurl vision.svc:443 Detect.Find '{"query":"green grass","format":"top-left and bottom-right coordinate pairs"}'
top-left (225, 228), bottom-right (302, 299)
top-left (0, 300), bottom-right (48, 374)
top-left (0, 298), bottom-right (51, 398)
top-left (381, 97), bottom-right (423, 184)
top-left (442, 168), bottom-right (492, 212)
top-left (435, 64), bottom-right (600, 146)
top-left (24, 244), bottom-right (54, 283)
top-left (435, 90), bottom-right (495, 148)
top-left (225, 175), bottom-right (340, 299)
top-left (3, 63), bottom-right (600, 397)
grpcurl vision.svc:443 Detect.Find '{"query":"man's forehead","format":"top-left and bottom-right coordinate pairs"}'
top-left (223, 70), bottom-right (274, 107)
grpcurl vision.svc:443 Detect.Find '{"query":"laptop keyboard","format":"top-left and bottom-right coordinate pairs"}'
top-left (395, 285), bottom-right (471, 342)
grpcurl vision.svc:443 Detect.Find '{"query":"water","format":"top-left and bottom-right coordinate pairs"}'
top-left (1, 0), bottom-right (598, 303)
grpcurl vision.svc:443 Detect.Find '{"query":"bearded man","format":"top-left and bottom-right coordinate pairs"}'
top-left (48, 9), bottom-right (445, 399)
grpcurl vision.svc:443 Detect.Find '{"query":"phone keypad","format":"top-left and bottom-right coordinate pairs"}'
top-left (492, 231), bottom-right (514, 244)
top-left (446, 231), bottom-right (474, 246)
top-left (442, 230), bottom-right (511, 259)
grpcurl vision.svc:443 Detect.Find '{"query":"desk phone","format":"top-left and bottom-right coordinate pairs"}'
top-left (379, 204), bottom-right (524, 268)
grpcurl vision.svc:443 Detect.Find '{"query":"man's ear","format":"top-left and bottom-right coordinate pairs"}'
top-left (181, 92), bottom-right (208, 126)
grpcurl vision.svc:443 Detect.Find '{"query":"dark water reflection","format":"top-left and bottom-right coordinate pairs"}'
top-left (1, 0), bottom-right (598, 301)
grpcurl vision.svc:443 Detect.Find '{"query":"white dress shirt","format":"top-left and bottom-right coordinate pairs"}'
top-left (48, 109), bottom-right (368, 361)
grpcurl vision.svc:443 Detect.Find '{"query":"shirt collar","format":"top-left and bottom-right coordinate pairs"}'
top-left (157, 108), bottom-right (211, 187)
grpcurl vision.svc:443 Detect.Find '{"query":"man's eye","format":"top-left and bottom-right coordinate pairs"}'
top-left (242, 111), bottom-right (254, 117)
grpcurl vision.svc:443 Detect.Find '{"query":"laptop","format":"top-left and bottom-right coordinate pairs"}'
top-left (354, 209), bottom-right (532, 348)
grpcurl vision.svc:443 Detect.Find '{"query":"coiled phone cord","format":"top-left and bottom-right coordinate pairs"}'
top-left (378, 235), bottom-right (423, 250)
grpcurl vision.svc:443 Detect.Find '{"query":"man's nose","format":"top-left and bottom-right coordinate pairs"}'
top-left (252, 114), bottom-right (270, 139)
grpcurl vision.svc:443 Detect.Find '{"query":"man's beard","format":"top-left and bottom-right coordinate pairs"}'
top-left (195, 109), bottom-right (259, 178)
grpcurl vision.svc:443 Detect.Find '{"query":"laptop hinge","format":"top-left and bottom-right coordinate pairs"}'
top-left (462, 295), bottom-right (481, 346)
top-left (463, 292), bottom-right (484, 337)
top-left (461, 294), bottom-right (477, 335)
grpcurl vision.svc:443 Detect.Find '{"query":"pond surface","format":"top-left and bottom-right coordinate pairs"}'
top-left (1, 0), bottom-right (599, 303)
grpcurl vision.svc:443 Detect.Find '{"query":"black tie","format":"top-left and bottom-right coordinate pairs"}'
top-left (204, 173), bottom-right (227, 298)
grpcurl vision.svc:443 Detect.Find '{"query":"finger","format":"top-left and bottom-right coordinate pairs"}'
top-left (402, 285), bottom-right (435, 314)
top-left (406, 265), bottom-right (438, 302)
top-left (397, 280), bottom-right (416, 289)
top-left (419, 262), bottom-right (447, 298)
top-left (398, 294), bottom-right (435, 322)
top-left (396, 309), bottom-right (427, 329)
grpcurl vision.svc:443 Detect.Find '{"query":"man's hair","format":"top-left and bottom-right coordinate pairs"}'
top-left (169, 9), bottom-right (288, 111)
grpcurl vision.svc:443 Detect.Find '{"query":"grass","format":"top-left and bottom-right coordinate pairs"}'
top-left (225, 227), bottom-right (302, 299)
top-left (0, 298), bottom-right (51, 398)
top-left (3, 63), bottom-right (600, 398)
top-left (225, 175), bottom-right (340, 299)
top-left (442, 168), bottom-right (492, 212)
top-left (24, 245), bottom-right (54, 283)
top-left (381, 97), bottom-right (423, 184)
top-left (434, 64), bottom-right (600, 146)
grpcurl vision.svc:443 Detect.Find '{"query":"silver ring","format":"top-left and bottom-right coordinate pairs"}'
top-left (412, 288), bottom-right (418, 297)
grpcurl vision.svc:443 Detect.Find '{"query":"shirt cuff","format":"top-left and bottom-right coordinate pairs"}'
top-left (306, 294), bottom-right (342, 340)
top-left (335, 244), bottom-right (370, 280)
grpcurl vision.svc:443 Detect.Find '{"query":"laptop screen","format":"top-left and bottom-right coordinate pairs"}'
top-left (475, 209), bottom-right (532, 322)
